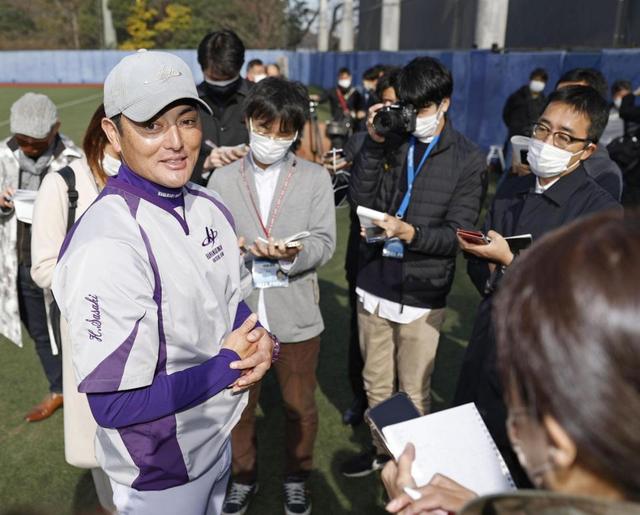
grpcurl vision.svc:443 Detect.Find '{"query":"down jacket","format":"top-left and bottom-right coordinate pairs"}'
top-left (349, 120), bottom-right (486, 309)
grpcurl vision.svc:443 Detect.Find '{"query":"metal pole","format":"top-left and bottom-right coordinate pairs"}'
top-left (380, 0), bottom-right (400, 51)
top-left (340, 0), bottom-right (354, 51)
top-left (318, 0), bottom-right (330, 51)
top-left (474, 0), bottom-right (509, 49)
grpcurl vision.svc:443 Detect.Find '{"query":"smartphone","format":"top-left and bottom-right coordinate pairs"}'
top-left (520, 149), bottom-right (529, 166)
top-left (285, 240), bottom-right (303, 249)
top-left (364, 392), bottom-right (421, 456)
top-left (457, 229), bottom-right (491, 245)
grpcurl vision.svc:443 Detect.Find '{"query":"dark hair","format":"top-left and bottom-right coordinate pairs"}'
top-left (494, 210), bottom-right (640, 500)
top-left (197, 30), bottom-right (245, 78)
top-left (247, 58), bottom-right (263, 70)
top-left (557, 67), bottom-right (608, 98)
top-left (612, 79), bottom-right (632, 96)
top-left (85, 104), bottom-right (109, 187)
top-left (338, 67), bottom-right (351, 76)
top-left (529, 67), bottom-right (548, 82)
top-left (375, 67), bottom-right (401, 99)
top-left (544, 85), bottom-right (609, 143)
top-left (244, 77), bottom-right (309, 134)
top-left (397, 57), bottom-right (453, 108)
top-left (363, 64), bottom-right (385, 81)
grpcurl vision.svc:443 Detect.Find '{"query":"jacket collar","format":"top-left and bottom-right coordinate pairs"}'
top-left (6, 133), bottom-right (81, 160)
top-left (517, 165), bottom-right (590, 206)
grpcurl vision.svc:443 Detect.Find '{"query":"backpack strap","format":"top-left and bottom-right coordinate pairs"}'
top-left (56, 166), bottom-right (78, 234)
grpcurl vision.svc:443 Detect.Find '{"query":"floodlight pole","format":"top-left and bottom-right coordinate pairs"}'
top-left (380, 0), bottom-right (400, 51)
top-left (475, 0), bottom-right (509, 49)
top-left (340, 0), bottom-right (354, 51)
top-left (318, 0), bottom-right (330, 51)
top-left (101, 0), bottom-right (117, 48)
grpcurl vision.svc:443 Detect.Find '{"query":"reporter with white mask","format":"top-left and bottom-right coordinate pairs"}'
top-left (208, 77), bottom-right (336, 515)
top-left (454, 85), bottom-right (621, 488)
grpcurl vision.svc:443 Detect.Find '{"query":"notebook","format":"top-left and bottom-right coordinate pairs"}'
top-left (382, 403), bottom-right (516, 495)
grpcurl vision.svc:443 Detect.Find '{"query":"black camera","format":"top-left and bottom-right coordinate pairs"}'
top-left (373, 104), bottom-right (416, 136)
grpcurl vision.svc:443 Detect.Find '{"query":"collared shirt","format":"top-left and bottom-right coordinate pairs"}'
top-left (468, 165), bottom-right (621, 295)
top-left (534, 175), bottom-right (560, 194)
top-left (356, 287), bottom-right (430, 324)
top-left (247, 152), bottom-right (294, 330)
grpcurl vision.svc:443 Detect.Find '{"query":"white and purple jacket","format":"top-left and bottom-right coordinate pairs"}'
top-left (52, 165), bottom-right (253, 491)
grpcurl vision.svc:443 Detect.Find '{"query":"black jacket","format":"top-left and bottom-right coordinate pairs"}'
top-left (320, 86), bottom-right (365, 121)
top-left (350, 120), bottom-right (487, 309)
top-left (193, 78), bottom-right (253, 184)
top-left (455, 166), bottom-right (621, 486)
top-left (502, 85), bottom-right (546, 138)
top-left (583, 144), bottom-right (623, 201)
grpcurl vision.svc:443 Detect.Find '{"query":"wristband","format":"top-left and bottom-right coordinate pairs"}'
top-left (269, 332), bottom-right (281, 363)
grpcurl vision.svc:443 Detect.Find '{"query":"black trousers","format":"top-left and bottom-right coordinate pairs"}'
top-left (17, 264), bottom-right (62, 393)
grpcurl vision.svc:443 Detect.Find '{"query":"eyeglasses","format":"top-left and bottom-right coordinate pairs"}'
top-left (249, 119), bottom-right (296, 142)
top-left (531, 123), bottom-right (591, 150)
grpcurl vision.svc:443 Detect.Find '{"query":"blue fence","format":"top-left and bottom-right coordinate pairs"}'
top-left (2, 49), bottom-right (640, 149)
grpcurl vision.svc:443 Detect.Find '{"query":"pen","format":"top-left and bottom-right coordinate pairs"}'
top-left (204, 139), bottom-right (218, 150)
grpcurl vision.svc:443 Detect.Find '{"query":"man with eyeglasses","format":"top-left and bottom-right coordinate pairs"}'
top-left (453, 85), bottom-right (621, 487)
top-left (0, 93), bottom-right (82, 422)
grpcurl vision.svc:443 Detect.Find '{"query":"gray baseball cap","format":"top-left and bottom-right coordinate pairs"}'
top-left (104, 49), bottom-right (211, 122)
top-left (10, 93), bottom-right (58, 139)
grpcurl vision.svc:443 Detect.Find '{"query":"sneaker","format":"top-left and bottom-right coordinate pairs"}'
top-left (342, 395), bottom-right (367, 426)
top-left (283, 478), bottom-right (311, 515)
top-left (341, 451), bottom-right (390, 478)
top-left (221, 481), bottom-right (258, 515)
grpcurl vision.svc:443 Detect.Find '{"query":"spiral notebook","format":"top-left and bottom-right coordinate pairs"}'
top-left (382, 403), bottom-right (516, 494)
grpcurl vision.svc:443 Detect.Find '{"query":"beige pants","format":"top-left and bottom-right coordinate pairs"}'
top-left (358, 300), bottom-right (446, 417)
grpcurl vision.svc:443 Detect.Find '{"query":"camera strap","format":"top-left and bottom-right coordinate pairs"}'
top-left (395, 135), bottom-right (440, 219)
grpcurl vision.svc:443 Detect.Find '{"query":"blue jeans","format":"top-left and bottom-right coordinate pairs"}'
top-left (17, 264), bottom-right (62, 393)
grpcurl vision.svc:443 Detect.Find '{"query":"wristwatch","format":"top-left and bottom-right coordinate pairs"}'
top-left (269, 331), bottom-right (281, 363)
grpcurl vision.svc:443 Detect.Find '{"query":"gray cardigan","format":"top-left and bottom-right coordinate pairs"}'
top-left (208, 153), bottom-right (336, 342)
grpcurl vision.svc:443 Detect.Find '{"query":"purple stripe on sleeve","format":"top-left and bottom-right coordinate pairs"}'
top-left (184, 185), bottom-right (236, 232)
top-left (233, 300), bottom-right (263, 331)
top-left (87, 349), bottom-right (241, 428)
top-left (78, 317), bottom-right (142, 393)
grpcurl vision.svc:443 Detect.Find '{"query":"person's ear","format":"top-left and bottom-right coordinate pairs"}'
top-left (542, 414), bottom-right (577, 472)
top-left (579, 142), bottom-right (597, 161)
top-left (101, 118), bottom-right (122, 154)
top-left (440, 97), bottom-right (451, 114)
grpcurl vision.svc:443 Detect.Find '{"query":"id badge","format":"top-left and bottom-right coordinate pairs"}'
top-left (252, 259), bottom-right (289, 289)
top-left (382, 237), bottom-right (404, 259)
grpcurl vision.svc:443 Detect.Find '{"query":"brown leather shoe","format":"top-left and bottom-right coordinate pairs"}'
top-left (25, 393), bottom-right (63, 422)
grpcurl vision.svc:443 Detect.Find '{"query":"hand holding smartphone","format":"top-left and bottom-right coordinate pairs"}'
top-left (456, 228), bottom-right (491, 245)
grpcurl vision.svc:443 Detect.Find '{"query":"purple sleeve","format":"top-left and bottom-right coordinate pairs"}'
top-left (233, 300), bottom-right (263, 330)
top-left (87, 349), bottom-right (241, 429)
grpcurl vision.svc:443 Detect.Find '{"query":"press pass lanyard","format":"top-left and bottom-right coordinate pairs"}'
top-left (395, 135), bottom-right (440, 219)
top-left (240, 157), bottom-right (295, 238)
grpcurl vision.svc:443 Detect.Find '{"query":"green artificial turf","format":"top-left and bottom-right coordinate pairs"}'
top-left (0, 87), bottom-right (482, 515)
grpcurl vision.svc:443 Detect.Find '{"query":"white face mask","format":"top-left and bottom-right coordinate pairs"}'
top-left (412, 105), bottom-right (443, 142)
top-left (529, 80), bottom-right (546, 93)
top-left (338, 79), bottom-right (352, 89)
top-left (253, 74), bottom-right (267, 83)
top-left (204, 75), bottom-right (239, 87)
top-left (101, 153), bottom-right (121, 176)
top-left (613, 97), bottom-right (623, 109)
top-left (249, 120), bottom-right (297, 165)
top-left (527, 138), bottom-right (584, 179)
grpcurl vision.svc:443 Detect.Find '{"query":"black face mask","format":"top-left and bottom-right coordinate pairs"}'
top-left (204, 78), bottom-right (241, 101)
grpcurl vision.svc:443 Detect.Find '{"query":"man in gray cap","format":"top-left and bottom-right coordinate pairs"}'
top-left (0, 92), bottom-right (82, 422)
top-left (52, 50), bottom-right (277, 514)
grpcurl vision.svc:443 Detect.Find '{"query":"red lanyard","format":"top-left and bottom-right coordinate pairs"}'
top-left (240, 157), bottom-right (295, 238)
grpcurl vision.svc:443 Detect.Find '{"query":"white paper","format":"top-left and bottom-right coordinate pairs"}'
top-left (356, 206), bottom-right (387, 243)
top-left (11, 189), bottom-right (38, 224)
top-left (382, 403), bottom-right (515, 495)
